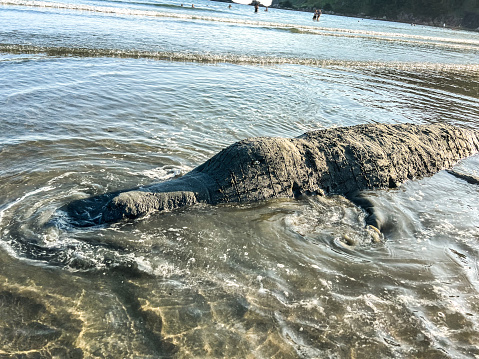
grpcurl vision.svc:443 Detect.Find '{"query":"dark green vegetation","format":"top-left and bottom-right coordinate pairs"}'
top-left (278, 0), bottom-right (479, 29)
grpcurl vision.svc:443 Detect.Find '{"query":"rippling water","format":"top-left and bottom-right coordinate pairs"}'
top-left (1, 0), bottom-right (479, 357)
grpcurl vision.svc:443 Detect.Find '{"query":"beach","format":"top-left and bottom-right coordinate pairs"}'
top-left (1, 0), bottom-right (479, 356)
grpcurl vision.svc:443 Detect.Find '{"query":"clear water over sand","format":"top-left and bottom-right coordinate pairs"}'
top-left (1, 0), bottom-right (479, 357)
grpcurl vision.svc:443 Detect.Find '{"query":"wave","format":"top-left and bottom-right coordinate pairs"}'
top-left (2, 43), bottom-right (479, 73)
top-left (275, 26), bottom-right (479, 52)
top-left (0, 183), bottom-right (151, 273)
top-left (0, 0), bottom-right (275, 22)
top-left (3, 0), bottom-right (479, 50)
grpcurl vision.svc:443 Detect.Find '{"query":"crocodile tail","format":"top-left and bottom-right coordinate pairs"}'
top-left (102, 190), bottom-right (199, 222)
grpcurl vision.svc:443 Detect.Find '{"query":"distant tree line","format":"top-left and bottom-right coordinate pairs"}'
top-left (278, 0), bottom-right (479, 29)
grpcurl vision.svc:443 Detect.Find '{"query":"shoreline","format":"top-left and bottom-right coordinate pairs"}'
top-left (325, 10), bottom-right (479, 32)
top-left (216, 0), bottom-right (479, 32)
top-left (318, 10), bottom-right (479, 32)
top-left (280, 8), bottom-right (479, 32)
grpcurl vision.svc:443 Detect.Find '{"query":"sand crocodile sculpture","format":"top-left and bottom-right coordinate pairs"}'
top-left (66, 123), bottom-right (479, 228)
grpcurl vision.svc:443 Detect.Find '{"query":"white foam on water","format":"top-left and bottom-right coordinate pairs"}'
top-left (3, 0), bottom-right (479, 50)
top-left (128, 165), bottom-right (192, 180)
top-left (2, 43), bottom-right (479, 73)
top-left (0, 186), bottom-right (55, 226)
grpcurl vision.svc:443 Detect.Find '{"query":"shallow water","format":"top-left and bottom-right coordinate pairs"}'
top-left (1, 0), bottom-right (479, 357)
